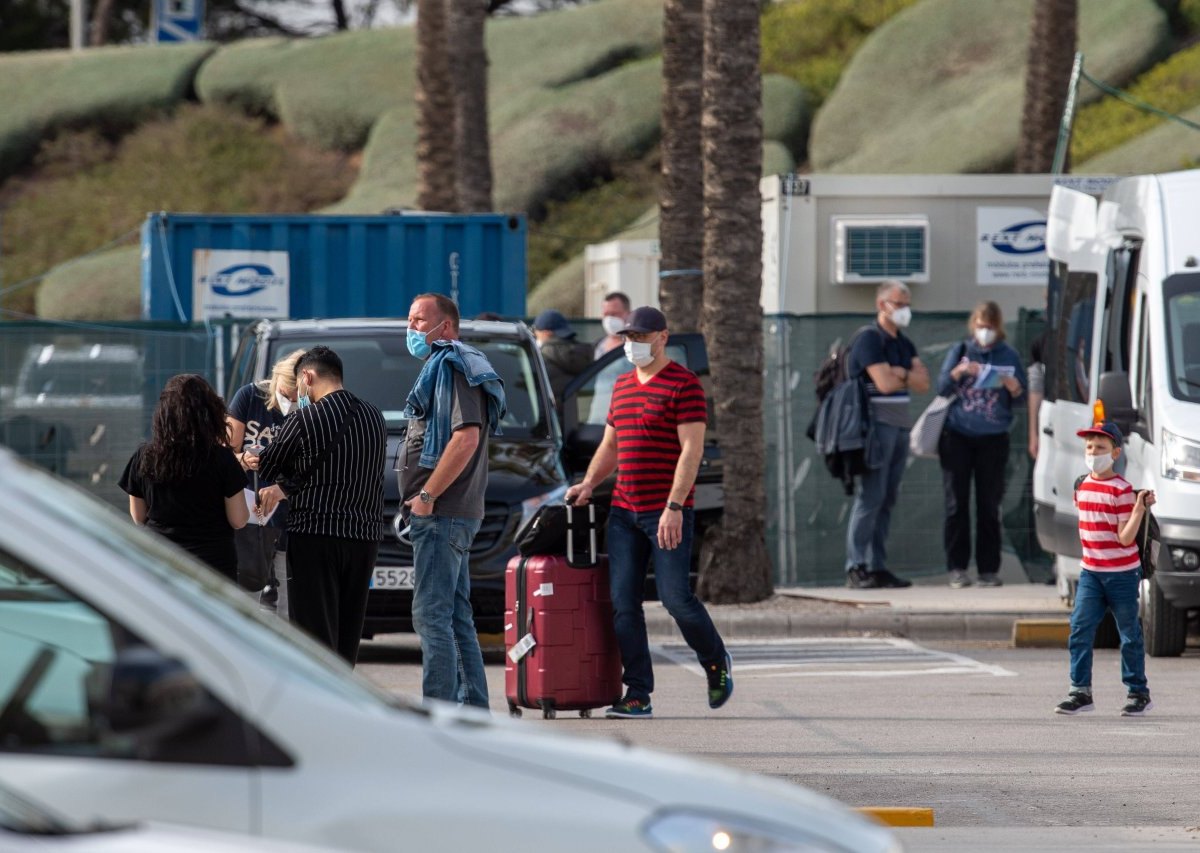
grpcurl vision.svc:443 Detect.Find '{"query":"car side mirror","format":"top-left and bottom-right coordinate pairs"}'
top-left (100, 645), bottom-right (220, 757)
top-left (1098, 371), bottom-right (1135, 434)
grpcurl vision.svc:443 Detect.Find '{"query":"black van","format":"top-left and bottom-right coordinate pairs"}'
top-left (228, 318), bottom-right (720, 636)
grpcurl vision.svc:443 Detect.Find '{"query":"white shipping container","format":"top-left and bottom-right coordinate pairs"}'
top-left (584, 239), bottom-right (661, 317)
top-left (759, 174), bottom-right (1117, 318)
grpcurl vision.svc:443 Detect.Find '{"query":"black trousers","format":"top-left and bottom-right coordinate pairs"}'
top-left (287, 532), bottom-right (378, 664)
top-left (939, 428), bottom-right (1009, 576)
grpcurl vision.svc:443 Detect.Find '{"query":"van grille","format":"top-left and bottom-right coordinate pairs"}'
top-left (377, 501), bottom-right (513, 564)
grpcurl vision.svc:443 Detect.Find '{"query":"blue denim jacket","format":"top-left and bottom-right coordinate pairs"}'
top-left (403, 340), bottom-right (507, 469)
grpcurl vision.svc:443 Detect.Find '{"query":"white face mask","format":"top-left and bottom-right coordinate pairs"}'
top-left (1085, 452), bottom-right (1114, 474)
top-left (276, 390), bottom-right (293, 415)
top-left (602, 315), bottom-right (626, 336)
top-left (890, 306), bottom-right (912, 328)
top-left (624, 339), bottom-right (654, 367)
top-left (974, 328), bottom-right (997, 347)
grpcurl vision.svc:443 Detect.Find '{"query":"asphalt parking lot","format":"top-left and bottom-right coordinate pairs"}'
top-left (359, 635), bottom-right (1200, 851)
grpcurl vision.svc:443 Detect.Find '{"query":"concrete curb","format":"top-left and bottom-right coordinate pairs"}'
top-left (644, 608), bottom-right (1069, 642)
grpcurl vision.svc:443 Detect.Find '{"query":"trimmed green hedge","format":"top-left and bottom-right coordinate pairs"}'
top-left (35, 245), bottom-right (141, 321)
top-left (1071, 40), bottom-right (1200, 164)
top-left (810, 0), bottom-right (1168, 173)
top-left (761, 0), bottom-right (919, 107)
top-left (0, 42), bottom-right (214, 181)
top-left (11, 105), bottom-right (354, 321)
top-left (1079, 102), bottom-right (1200, 173)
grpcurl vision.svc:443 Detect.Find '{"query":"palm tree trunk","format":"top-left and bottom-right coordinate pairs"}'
top-left (416, 0), bottom-right (459, 211)
top-left (331, 0), bottom-right (351, 30)
top-left (89, 0), bottom-right (115, 45)
top-left (697, 0), bottom-right (772, 603)
top-left (1016, 0), bottom-right (1077, 173)
top-left (658, 0), bottom-right (704, 333)
top-left (450, 0), bottom-right (494, 212)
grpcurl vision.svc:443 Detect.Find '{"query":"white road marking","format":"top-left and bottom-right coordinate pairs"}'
top-left (652, 637), bottom-right (1017, 679)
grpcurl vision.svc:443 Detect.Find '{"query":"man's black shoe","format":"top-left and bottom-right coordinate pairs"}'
top-left (871, 569), bottom-right (912, 589)
top-left (846, 566), bottom-right (881, 589)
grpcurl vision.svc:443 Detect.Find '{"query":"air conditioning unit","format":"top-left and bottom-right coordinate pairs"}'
top-left (831, 215), bottom-right (930, 284)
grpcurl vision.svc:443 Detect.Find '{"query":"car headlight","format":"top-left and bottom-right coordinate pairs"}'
top-left (642, 809), bottom-right (900, 853)
top-left (518, 484), bottom-right (569, 534)
top-left (1161, 428), bottom-right (1200, 482)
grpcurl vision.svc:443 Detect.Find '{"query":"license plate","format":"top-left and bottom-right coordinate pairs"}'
top-left (370, 566), bottom-right (415, 590)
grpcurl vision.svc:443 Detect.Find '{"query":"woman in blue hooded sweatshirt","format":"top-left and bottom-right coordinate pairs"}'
top-left (937, 301), bottom-right (1027, 589)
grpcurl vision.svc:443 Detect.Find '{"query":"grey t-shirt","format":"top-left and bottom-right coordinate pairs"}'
top-left (400, 369), bottom-right (489, 519)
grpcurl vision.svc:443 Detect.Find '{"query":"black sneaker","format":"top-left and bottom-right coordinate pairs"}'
top-left (259, 581), bottom-right (278, 608)
top-left (1054, 691), bottom-right (1095, 715)
top-left (707, 653), bottom-right (733, 709)
top-left (872, 569), bottom-right (912, 588)
top-left (605, 696), bottom-right (653, 719)
top-left (846, 566), bottom-right (881, 589)
top-left (1121, 694), bottom-right (1153, 716)
top-left (977, 574), bottom-right (1003, 588)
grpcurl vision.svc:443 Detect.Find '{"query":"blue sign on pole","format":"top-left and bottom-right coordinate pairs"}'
top-left (154, 0), bottom-right (204, 42)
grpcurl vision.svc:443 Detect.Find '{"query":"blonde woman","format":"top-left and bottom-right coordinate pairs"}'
top-left (936, 302), bottom-right (1027, 589)
top-left (227, 348), bottom-right (306, 615)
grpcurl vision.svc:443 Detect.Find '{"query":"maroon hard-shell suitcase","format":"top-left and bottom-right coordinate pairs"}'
top-left (504, 553), bottom-right (623, 719)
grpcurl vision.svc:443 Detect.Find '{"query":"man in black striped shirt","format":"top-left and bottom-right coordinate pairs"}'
top-left (258, 346), bottom-right (387, 664)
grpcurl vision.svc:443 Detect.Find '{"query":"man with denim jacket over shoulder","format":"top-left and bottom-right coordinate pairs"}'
top-left (401, 293), bottom-right (506, 709)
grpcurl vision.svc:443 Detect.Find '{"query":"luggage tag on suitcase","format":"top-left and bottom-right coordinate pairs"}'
top-left (508, 632), bottom-right (536, 663)
top-left (566, 504), bottom-right (597, 568)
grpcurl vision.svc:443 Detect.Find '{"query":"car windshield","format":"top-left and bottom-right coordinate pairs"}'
top-left (18, 361), bottom-right (142, 398)
top-left (270, 334), bottom-right (544, 435)
top-left (1163, 273), bottom-right (1200, 403)
top-left (6, 455), bottom-right (411, 716)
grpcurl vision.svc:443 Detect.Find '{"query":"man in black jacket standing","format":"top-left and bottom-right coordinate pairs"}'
top-left (258, 346), bottom-right (387, 663)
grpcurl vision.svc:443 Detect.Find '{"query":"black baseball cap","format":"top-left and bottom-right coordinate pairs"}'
top-left (1076, 419), bottom-right (1124, 447)
top-left (619, 306), bottom-right (667, 335)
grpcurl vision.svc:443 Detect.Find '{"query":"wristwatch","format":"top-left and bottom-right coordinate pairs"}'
top-left (666, 501), bottom-right (683, 512)
top-left (418, 489), bottom-right (436, 505)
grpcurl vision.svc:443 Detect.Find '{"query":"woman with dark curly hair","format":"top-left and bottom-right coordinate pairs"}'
top-left (119, 374), bottom-right (249, 580)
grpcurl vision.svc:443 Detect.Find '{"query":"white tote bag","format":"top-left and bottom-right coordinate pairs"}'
top-left (909, 395), bottom-right (955, 459)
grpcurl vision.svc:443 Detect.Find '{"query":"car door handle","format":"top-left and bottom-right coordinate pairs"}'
top-left (1043, 427), bottom-right (1054, 436)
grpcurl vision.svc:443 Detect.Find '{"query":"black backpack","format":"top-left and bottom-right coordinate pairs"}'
top-left (813, 325), bottom-right (878, 404)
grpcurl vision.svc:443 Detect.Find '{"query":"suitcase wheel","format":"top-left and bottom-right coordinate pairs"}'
top-left (507, 702), bottom-right (522, 719)
top-left (542, 707), bottom-right (557, 720)
top-left (579, 709), bottom-right (592, 719)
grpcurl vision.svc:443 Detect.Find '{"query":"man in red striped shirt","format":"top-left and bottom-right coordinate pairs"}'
top-left (566, 307), bottom-right (731, 719)
top-left (1055, 419), bottom-right (1156, 717)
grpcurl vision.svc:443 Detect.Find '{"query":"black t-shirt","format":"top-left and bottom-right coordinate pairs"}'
top-left (228, 382), bottom-right (289, 530)
top-left (847, 323), bottom-right (918, 428)
top-left (119, 444), bottom-right (246, 579)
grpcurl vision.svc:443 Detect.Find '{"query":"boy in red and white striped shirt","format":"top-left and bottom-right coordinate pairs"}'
top-left (1055, 420), bottom-right (1156, 717)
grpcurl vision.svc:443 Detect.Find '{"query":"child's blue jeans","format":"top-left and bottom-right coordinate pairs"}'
top-left (1069, 567), bottom-right (1148, 695)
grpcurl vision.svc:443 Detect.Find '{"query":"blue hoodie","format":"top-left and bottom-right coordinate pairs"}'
top-left (937, 338), bottom-right (1027, 437)
top-left (403, 340), bottom-right (507, 469)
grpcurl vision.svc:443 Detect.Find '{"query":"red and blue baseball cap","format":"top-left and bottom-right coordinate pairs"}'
top-left (1076, 419), bottom-right (1123, 447)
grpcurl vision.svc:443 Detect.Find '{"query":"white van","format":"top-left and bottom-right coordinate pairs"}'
top-left (1034, 169), bottom-right (1200, 657)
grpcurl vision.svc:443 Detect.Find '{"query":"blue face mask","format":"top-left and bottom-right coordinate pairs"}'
top-left (407, 321), bottom-right (446, 360)
top-left (297, 393), bottom-right (311, 410)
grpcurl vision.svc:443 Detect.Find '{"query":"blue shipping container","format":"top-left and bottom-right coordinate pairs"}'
top-left (141, 212), bottom-right (527, 322)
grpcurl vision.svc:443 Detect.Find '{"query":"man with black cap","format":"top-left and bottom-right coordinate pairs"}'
top-left (533, 308), bottom-right (593, 401)
top-left (566, 306), bottom-right (732, 719)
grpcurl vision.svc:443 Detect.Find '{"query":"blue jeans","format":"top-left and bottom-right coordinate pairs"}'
top-left (607, 506), bottom-right (726, 702)
top-left (845, 422), bottom-right (910, 572)
top-left (1069, 568), bottom-right (1147, 695)
top-left (410, 514), bottom-right (489, 708)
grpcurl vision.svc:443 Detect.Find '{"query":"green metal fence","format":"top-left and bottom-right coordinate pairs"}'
top-left (764, 310), bottom-right (1050, 586)
top-left (0, 312), bottom-right (1050, 586)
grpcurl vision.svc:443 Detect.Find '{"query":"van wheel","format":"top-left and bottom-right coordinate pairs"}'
top-left (1144, 575), bottom-right (1187, 657)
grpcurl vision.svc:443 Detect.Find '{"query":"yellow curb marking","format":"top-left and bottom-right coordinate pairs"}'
top-left (1012, 618), bottom-right (1071, 648)
top-left (477, 632), bottom-right (505, 648)
top-left (856, 807), bottom-right (935, 827)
